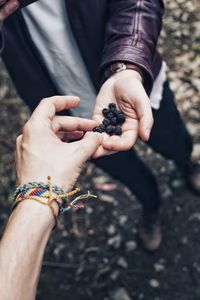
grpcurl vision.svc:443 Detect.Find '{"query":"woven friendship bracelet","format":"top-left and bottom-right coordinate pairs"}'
top-left (12, 176), bottom-right (97, 227)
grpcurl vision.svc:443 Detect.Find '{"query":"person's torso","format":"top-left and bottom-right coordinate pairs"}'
top-left (22, 0), bottom-right (97, 118)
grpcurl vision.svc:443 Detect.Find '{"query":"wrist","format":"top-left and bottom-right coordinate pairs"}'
top-left (9, 199), bottom-right (56, 231)
top-left (103, 62), bottom-right (144, 84)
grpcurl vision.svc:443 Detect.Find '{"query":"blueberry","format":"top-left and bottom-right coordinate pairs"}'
top-left (117, 113), bottom-right (126, 124)
top-left (110, 107), bottom-right (118, 114)
top-left (93, 127), bottom-right (99, 132)
top-left (102, 108), bottom-right (110, 116)
top-left (102, 118), bottom-right (110, 126)
top-left (99, 124), bottom-right (106, 132)
top-left (111, 117), bottom-right (118, 126)
top-left (93, 126), bottom-right (104, 133)
top-left (115, 126), bottom-right (122, 135)
top-left (105, 112), bottom-right (114, 120)
top-left (106, 125), bottom-right (115, 135)
top-left (108, 103), bottom-right (116, 109)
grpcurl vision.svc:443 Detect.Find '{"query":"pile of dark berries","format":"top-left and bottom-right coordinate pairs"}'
top-left (93, 103), bottom-right (126, 136)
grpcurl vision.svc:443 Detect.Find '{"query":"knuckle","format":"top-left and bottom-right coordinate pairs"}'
top-left (80, 143), bottom-right (88, 155)
top-left (16, 134), bottom-right (22, 147)
top-left (22, 122), bottom-right (31, 136)
top-left (40, 97), bottom-right (48, 105)
top-left (22, 120), bottom-right (41, 137)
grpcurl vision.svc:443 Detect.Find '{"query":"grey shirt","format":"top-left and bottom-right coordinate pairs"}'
top-left (22, 0), bottom-right (96, 118)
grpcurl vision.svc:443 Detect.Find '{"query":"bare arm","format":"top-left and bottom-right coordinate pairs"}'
top-left (0, 95), bottom-right (102, 300)
top-left (0, 201), bottom-right (55, 300)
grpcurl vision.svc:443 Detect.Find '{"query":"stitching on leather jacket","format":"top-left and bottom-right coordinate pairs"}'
top-left (132, 0), bottom-right (142, 47)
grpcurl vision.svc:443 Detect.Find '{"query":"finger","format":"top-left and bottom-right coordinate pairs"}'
top-left (31, 95), bottom-right (80, 123)
top-left (73, 132), bottom-right (103, 163)
top-left (102, 130), bottom-right (138, 151)
top-left (92, 146), bottom-right (116, 159)
top-left (57, 131), bottom-right (84, 142)
top-left (135, 97), bottom-right (154, 141)
top-left (0, 0), bottom-right (19, 21)
top-left (51, 116), bottom-right (97, 133)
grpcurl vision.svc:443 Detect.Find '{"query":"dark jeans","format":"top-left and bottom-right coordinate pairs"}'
top-left (92, 80), bottom-right (193, 219)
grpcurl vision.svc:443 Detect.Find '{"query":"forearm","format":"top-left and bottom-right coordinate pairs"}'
top-left (0, 200), bottom-right (56, 300)
top-left (100, 0), bottom-right (165, 94)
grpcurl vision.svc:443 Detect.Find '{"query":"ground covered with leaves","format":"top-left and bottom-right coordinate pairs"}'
top-left (0, 1), bottom-right (200, 299)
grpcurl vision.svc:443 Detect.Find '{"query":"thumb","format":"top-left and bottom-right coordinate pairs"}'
top-left (74, 132), bottom-right (103, 164)
top-left (135, 96), bottom-right (154, 141)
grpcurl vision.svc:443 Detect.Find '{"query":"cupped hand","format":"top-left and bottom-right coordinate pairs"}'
top-left (92, 69), bottom-right (153, 158)
top-left (0, 0), bottom-right (19, 21)
top-left (16, 96), bottom-right (102, 191)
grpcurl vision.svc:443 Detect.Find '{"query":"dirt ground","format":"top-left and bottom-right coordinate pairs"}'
top-left (0, 1), bottom-right (200, 299)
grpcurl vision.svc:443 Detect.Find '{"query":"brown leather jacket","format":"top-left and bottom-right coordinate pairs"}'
top-left (1, 0), bottom-right (164, 109)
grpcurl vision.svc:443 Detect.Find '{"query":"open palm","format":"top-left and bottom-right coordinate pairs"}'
top-left (93, 70), bottom-right (153, 158)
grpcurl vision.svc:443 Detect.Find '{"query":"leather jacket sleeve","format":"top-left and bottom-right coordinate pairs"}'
top-left (100, 0), bottom-right (165, 94)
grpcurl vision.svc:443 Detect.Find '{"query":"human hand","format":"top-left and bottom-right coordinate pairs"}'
top-left (93, 70), bottom-right (153, 158)
top-left (0, 0), bottom-right (19, 21)
top-left (16, 96), bottom-right (102, 191)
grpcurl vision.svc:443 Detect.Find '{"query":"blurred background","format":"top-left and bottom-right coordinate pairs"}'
top-left (0, 0), bottom-right (200, 299)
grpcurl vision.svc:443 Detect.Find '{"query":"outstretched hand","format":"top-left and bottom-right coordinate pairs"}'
top-left (16, 96), bottom-right (102, 191)
top-left (93, 70), bottom-right (153, 158)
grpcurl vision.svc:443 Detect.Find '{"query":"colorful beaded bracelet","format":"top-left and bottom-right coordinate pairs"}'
top-left (12, 176), bottom-right (97, 227)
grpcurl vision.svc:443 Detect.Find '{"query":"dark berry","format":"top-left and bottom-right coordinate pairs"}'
top-left (108, 103), bottom-right (116, 109)
top-left (117, 113), bottom-right (126, 124)
top-left (93, 127), bottom-right (99, 132)
top-left (93, 126), bottom-right (104, 133)
top-left (115, 126), bottom-right (122, 135)
top-left (110, 107), bottom-right (118, 114)
top-left (106, 125), bottom-right (115, 135)
top-left (111, 117), bottom-right (118, 126)
top-left (105, 112), bottom-right (114, 120)
top-left (102, 118), bottom-right (110, 126)
top-left (102, 108), bottom-right (109, 116)
top-left (99, 124), bottom-right (106, 132)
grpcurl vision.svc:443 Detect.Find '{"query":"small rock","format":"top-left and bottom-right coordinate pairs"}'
top-left (110, 270), bottom-right (120, 281)
top-left (125, 240), bottom-right (137, 251)
top-left (93, 176), bottom-right (109, 185)
top-left (117, 257), bottom-right (128, 268)
top-left (132, 227), bottom-right (138, 234)
top-left (86, 206), bottom-right (93, 214)
top-left (192, 144), bottom-right (200, 160)
top-left (175, 206), bottom-right (182, 213)
top-left (112, 288), bottom-right (132, 300)
top-left (100, 194), bottom-right (116, 204)
top-left (108, 235), bottom-right (122, 249)
top-left (119, 215), bottom-right (128, 226)
top-left (88, 229), bottom-right (94, 235)
top-left (187, 122), bottom-right (200, 136)
top-left (181, 236), bottom-right (188, 245)
top-left (107, 224), bottom-right (116, 236)
top-left (154, 263), bottom-right (165, 272)
top-left (171, 179), bottom-right (183, 188)
top-left (189, 212), bottom-right (200, 221)
top-left (193, 262), bottom-right (200, 273)
top-left (162, 186), bottom-right (173, 199)
top-left (149, 279), bottom-right (160, 288)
